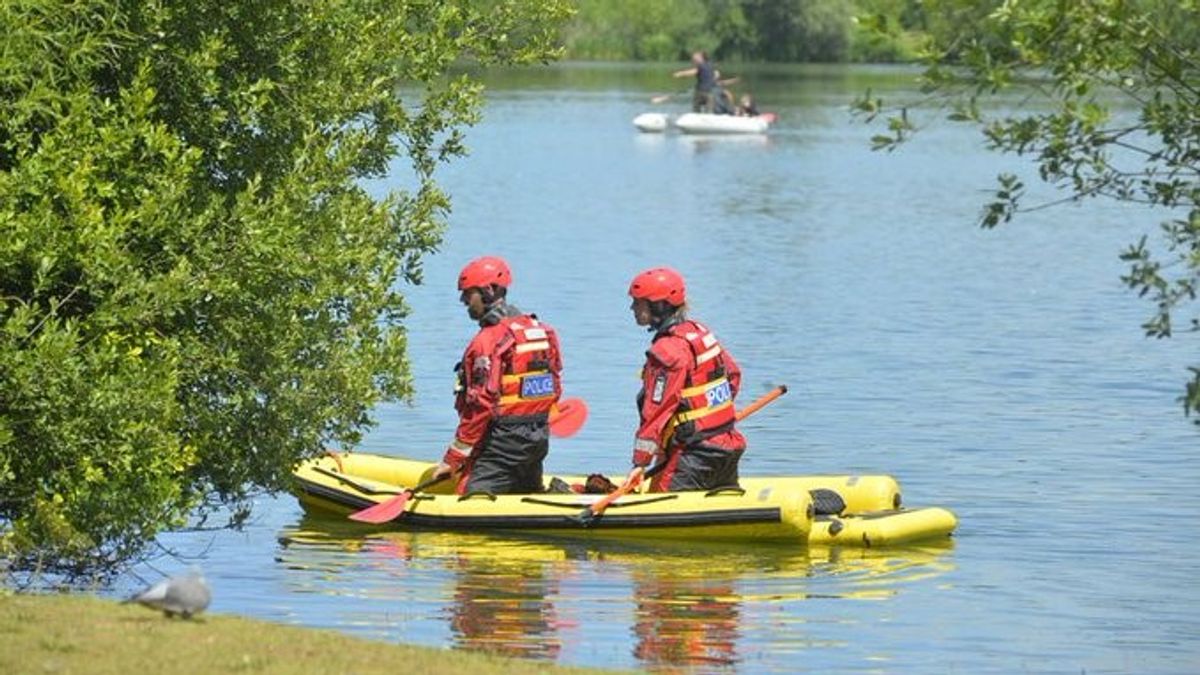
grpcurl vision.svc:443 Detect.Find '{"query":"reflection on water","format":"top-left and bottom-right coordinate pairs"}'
top-left (631, 565), bottom-right (741, 670)
top-left (367, 532), bottom-right (568, 659)
top-left (446, 555), bottom-right (564, 659)
top-left (675, 134), bottom-right (773, 157)
top-left (630, 130), bottom-right (773, 157)
top-left (277, 513), bottom-right (954, 671)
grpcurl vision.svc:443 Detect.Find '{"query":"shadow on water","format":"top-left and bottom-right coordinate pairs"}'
top-left (277, 511), bottom-right (955, 671)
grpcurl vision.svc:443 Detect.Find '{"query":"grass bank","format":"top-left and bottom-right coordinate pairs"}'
top-left (0, 594), bottom-right (617, 675)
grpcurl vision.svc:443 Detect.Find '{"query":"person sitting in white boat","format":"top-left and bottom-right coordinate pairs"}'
top-left (734, 93), bottom-right (759, 117)
top-left (711, 81), bottom-right (737, 115)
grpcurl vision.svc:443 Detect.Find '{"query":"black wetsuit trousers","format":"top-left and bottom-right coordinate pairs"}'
top-left (463, 416), bottom-right (549, 494)
top-left (666, 444), bottom-right (743, 491)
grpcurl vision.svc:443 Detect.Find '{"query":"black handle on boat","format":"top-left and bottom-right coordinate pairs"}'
top-left (311, 466), bottom-right (405, 496)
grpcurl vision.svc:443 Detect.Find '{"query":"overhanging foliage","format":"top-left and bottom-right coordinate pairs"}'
top-left (0, 0), bottom-right (571, 577)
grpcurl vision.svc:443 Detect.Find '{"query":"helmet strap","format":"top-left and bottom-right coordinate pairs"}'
top-left (647, 301), bottom-right (683, 332)
top-left (478, 286), bottom-right (512, 326)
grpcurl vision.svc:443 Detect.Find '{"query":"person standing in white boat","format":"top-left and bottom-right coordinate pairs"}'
top-left (672, 51), bottom-right (743, 115)
top-left (673, 51), bottom-right (718, 113)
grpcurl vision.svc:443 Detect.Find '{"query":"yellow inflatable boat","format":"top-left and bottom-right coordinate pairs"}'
top-left (291, 453), bottom-right (956, 547)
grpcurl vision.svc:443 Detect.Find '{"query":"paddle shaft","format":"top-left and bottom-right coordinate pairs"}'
top-left (651, 87), bottom-right (692, 104)
top-left (408, 472), bottom-right (451, 495)
top-left (736, 385), bottom-right (787, 421)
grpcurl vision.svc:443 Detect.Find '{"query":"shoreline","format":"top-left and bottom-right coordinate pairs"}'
top-left (1, 593), bottom-right (617, 674)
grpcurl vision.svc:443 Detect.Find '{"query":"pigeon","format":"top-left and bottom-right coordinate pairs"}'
top-left (123, 567), bottom-right (212, 619)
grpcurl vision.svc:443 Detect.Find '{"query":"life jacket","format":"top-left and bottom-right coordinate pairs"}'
top-left (495, 316), bottom-right (560, 418)
top-left (658, 320), bottom-right (736, 446)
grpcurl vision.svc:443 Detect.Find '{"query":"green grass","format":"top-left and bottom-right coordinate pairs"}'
top-left (0, 594), bottom-right (620, 675)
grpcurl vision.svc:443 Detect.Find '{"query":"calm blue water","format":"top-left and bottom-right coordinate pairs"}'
top-left (119, 64), bottom-right (1199, 673)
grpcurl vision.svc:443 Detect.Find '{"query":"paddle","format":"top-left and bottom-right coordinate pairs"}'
top-left (574, 384), bottom-right (788, 526)
top-left (348, 472), bottom-right (449, 524)
top-left (651, 88), bottom-right (693, 104)
top-left (550, 397), bottom-right (588, 437)
top-left (347, 398), bottom-right (587, 524)
top-left (734, 383), bottom-right (787, 419)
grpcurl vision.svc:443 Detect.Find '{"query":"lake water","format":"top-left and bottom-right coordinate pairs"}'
top-left (119, 63), bottom-right (1198, 673)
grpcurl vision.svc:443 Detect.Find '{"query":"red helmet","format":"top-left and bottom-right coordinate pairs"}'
top-left (457, 256), bottom-right (512, 291)
top-left (628, 267), bottom-right (686, 306)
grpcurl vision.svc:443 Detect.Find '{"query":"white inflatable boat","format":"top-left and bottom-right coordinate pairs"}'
top-left (674, 112), bottom-right (774, 134)
top-left (633, 111), bottom-right (775, 135)
top-left (633, 112), bottom-right (670, 132)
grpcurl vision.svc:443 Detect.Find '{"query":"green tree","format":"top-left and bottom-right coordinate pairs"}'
top-left (0, 0), bottom-right (571, 578)
top-left (563, 0), bottom-right (716, 61)
top-left (562, 0), bottom-right (859, 62)
top-left (855, 0), bottom-right (1199, 423)
top-left (741, 0), bottom-right (853, 62)
top-left (849, 0), bottom-right (933, 62)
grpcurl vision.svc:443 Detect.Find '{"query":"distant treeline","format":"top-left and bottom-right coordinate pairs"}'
top-left (561, 0), bottom-right (936, 63)
top-left (562, 0), bottom-right (1199, 64)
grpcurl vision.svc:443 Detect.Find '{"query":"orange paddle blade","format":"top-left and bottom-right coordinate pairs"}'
top-left (549, 397), bottom-right (588, 437)
top-left (348, 473), bottom-right (449, 524)
top-left (348, 489), bottom-right (414, 523)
